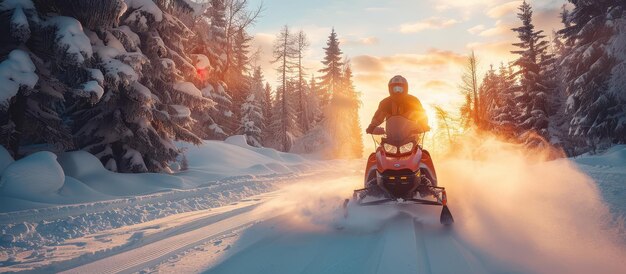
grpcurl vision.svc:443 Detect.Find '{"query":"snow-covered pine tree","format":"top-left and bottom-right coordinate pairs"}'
top-left (0, 0), bottom-right (104, 157)
top-left (71, 0), bottom-right (214, 173)
top-left (490, 63), bottom-right (519, 139)
top-left (479, 65), bottom-right (499, 131)
top-left (239, 93), bottom-right (263, 147)
top-left (510, 0), bottom-right (553, 147)
top-left (318, 28), bottom-right (343, 107)
top-left (292, 32), bottom-right (357, 157)
top-left (239, 66), bottom-right (266, 146)
top-left (206, 0), bottom-right (228, 79)
top-left (186, 0), bottom-right (234, 139)
top-left (540, 32), bottom-right (573, 150)
top-left (559, 0), bottom-right (626, 151)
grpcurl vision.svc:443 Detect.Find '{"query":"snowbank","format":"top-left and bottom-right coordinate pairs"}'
top-left (0, 152), bottom-right (64, 200)
top-left (573, 145), bottom-right (626, 167)
top-left (572, 145), bottom-right (626, 217)
top-left (57, 150), bottom-right (187, 196)
top-left (0, 145), bottom-right (13, 174)
top-left (225, 135), bottom-right (305, 163)
top-left (0, 136), bottom-right (315, 212)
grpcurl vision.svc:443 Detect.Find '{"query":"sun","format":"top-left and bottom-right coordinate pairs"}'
top-left (422, 103), bottom-right (439, 131)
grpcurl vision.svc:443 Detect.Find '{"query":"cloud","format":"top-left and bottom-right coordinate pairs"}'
top-left (380, 49), bottom-right (466, 68)
top-left (351, 50), bottom-right (466, 81)
top-left (479, 20), bottom-right (510, 37)
top-left (251, 33), bottom-right (275, 65)
top-left (429, 0), bottom-right (501, 9)
top-left (534, 7), bottom-right (567, 33)
top-left (468, 24), bottom-right (486, 34)
top-left (398, 17), bottom-right (459, 33)
top-left (354, 73), bottom-right (388, 90)
top-left (487, 1), bottom-right (521, 18)
top-left (350, 49), bottom-right (466, 97)
top-left (342, 36), bottom-right (380, 46)
top-left (352, 55), bottom-right (386, 72)
top-left (422, 80), bottom-right (453, 90)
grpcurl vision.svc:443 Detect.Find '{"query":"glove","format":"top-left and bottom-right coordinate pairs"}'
top-left (366, 124), bottom-right (376, 134)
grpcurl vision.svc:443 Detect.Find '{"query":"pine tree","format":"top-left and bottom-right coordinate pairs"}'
top-left (559, 0), bottom-right (626, 151)
top-left (490, 63), bottom-right (518, 139)
top-left (0, 0), bottom-right (102, 157)
top-left (71, 0), bottom-right (214, 172)
top-left (510, 0), bottom-right (553, 147)
top-left (318, 28), bottom-right (343, 106)
top-left (206, 0), bottom-right (228, 79)
top-left (479, 65), bottom-right (499, 131)
top-left (242, 66), bottom-right (267, 145)
top-left (239, 93), bottom-right (263, 147)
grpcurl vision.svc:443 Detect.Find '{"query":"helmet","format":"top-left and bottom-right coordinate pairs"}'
top-left (388, 75), bottom-right (408, 95)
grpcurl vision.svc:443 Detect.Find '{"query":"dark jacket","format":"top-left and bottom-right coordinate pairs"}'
top-left (367, 94), bottom-right (429, 132)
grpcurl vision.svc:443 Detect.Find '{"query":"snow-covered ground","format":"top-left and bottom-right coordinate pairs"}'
top-left (1, 142), bottom-right (625, 273)
top-left (0, 136), bottom-right (326, 272)
top-left (572, 145), bottom-right (626, 219)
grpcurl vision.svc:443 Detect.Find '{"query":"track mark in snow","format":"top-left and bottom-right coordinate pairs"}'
top-left (412, 221), bottom-right (433, 274)
top-left (60, 202), bottom-right (277, 274)
top-left (415, 221), bottom-right (488, 274)
top-left (376, 214), bottom-right (420, 274)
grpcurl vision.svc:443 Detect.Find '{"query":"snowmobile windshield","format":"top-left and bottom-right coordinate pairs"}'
top-left (384, 116), bottom-right (423, 146)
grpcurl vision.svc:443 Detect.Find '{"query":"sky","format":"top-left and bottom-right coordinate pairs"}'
top-left (245, 0), bottom-right (571, 133)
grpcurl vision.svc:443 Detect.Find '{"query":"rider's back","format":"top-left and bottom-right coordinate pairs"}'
top-left (371, 94), bottom-right (429, 131)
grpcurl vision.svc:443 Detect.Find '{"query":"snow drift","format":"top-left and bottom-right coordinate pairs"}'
top-left (0, 136), bottom-right (313, 212)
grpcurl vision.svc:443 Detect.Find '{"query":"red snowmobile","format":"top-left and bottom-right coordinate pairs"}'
top-left (343, 116), bottom-right (454, 225)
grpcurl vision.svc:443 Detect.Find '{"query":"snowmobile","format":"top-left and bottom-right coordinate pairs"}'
top-left (343, 115), bottom-right (454, 225)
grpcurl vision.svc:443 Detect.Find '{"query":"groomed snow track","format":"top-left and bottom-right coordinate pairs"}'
top-left (203, 211), bottom-right (490, 274)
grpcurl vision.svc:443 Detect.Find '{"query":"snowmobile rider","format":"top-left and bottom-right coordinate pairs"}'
top-left (365, 75), bottom-right (430, 134)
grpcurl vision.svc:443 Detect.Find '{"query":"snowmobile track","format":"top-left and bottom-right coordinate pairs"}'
top-left (59, 202), bottom-right (282, 274)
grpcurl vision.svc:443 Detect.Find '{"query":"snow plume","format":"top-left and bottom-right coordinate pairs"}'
top-left (251, 165), bottom-right (400, 233)
top-left (437, 132), bottom-right (626, 273)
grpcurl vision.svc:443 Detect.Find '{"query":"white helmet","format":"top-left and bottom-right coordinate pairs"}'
top-left (388, 75), bottom-right (408, 95)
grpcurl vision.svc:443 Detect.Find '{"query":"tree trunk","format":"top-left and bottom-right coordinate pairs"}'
top-left (8, 92), bottom-right (27, 158)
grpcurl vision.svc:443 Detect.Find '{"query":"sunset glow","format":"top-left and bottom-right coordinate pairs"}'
top-left (248, 0), bottom-right (568, 139)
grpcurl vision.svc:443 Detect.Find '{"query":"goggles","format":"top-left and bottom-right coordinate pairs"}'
top-left (392, 86), bottom-right (405, 93)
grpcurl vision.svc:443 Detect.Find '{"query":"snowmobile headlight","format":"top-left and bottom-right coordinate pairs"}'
top-left (398, 142), bottom-right (414, 154)
top-left (383, 143), bottom-right (397, 154)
